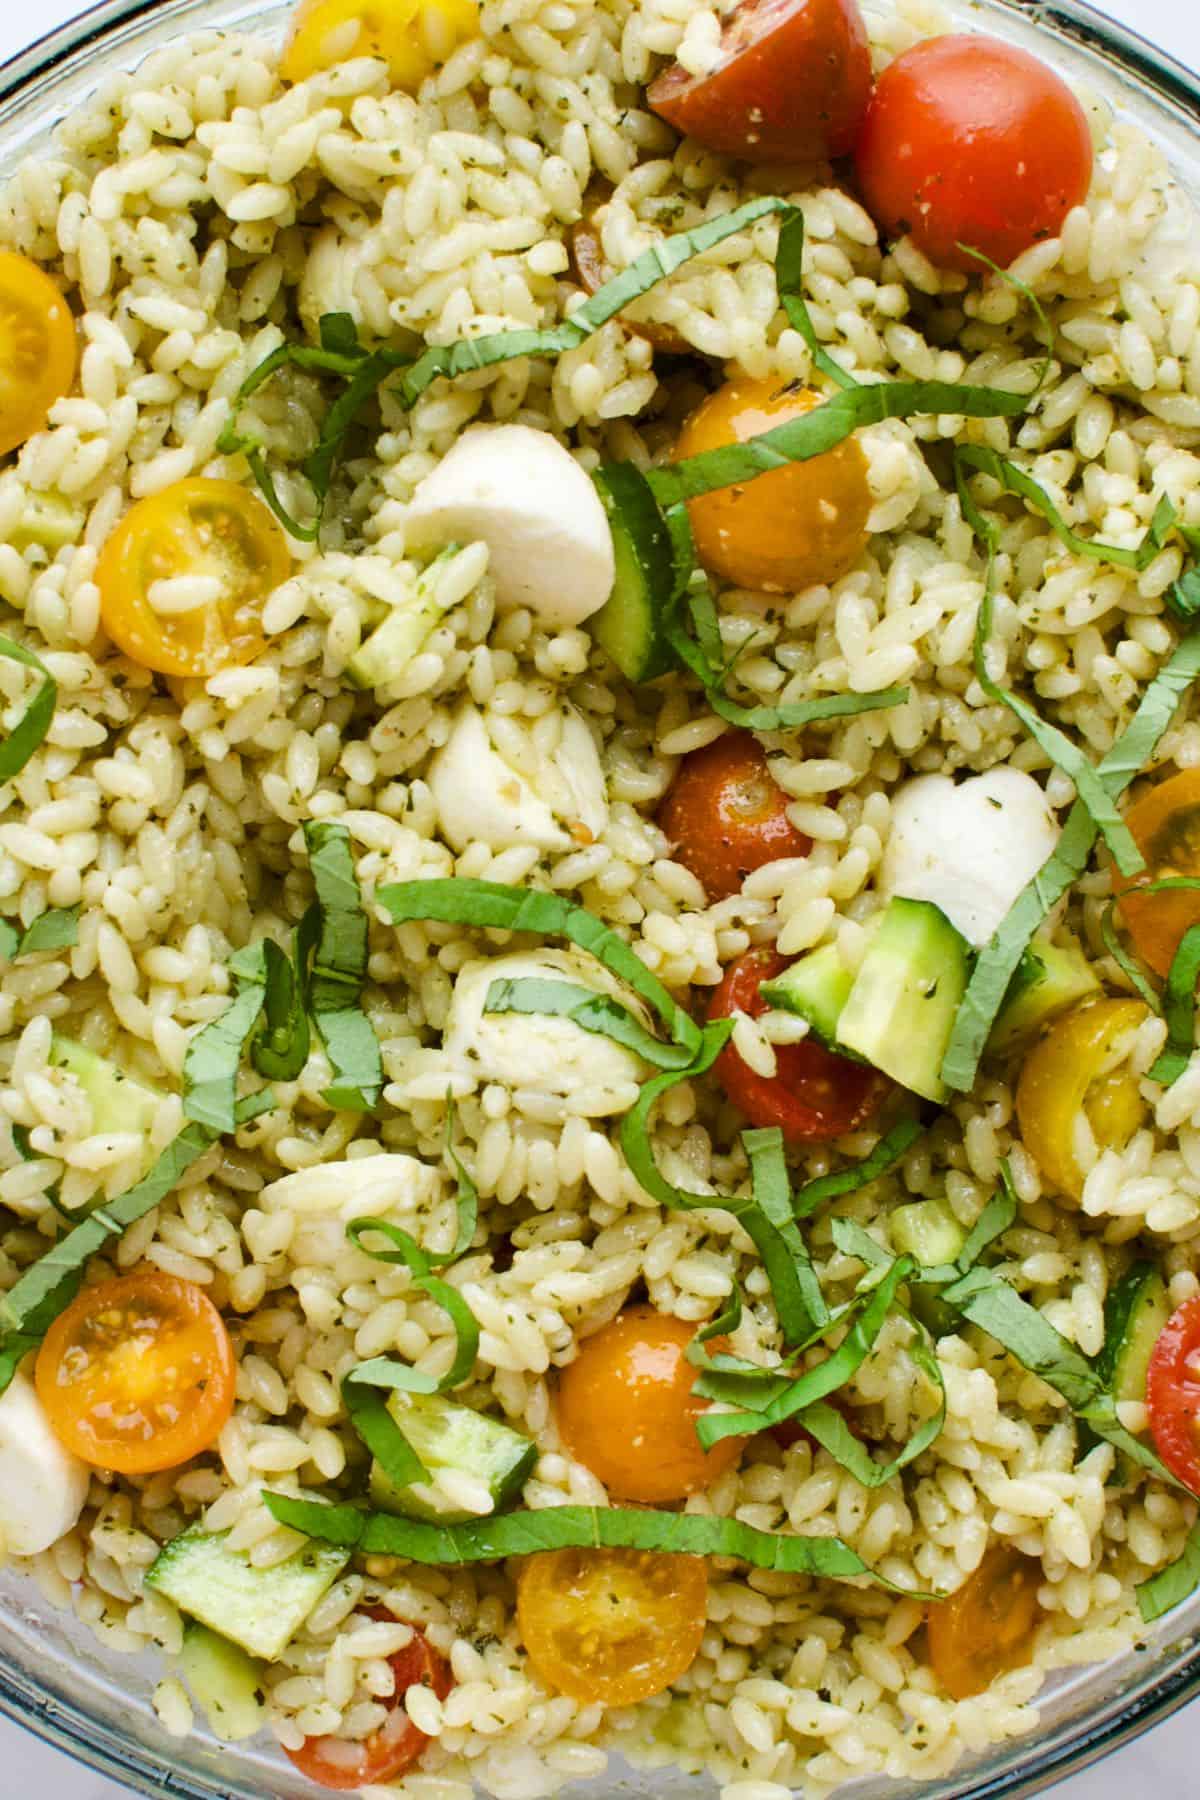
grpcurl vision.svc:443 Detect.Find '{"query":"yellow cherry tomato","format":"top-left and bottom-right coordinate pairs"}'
top-left (1115, 767), bottom-right (1200, 977)
top-left (280, 0), bottom-right (480, 90)
top-left (1016, 998), bottom-right (1149, 1200)
top-left (674, 378), bottom-right (871, 594)
top-left (556, 1305), bottom-right (741, 1504)
top-left (516, 1547), bottom-right (707, 1706)
top-left (0, 251), bottom-right (77, 459)
top-left (927, 1543), bottom-right (1043, 1700)
top-left (95, 478), bottom-right (291, 676)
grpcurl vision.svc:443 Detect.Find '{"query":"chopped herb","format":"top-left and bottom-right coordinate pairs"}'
top-left (301, 822), bottom-right (383, 1110)
top-left (0, 635), bottom-right (57, 784)
top-left (1137, 1519), bottom-right (1200, 1622)
top-left (482, 976), bottom-right (696, 1071)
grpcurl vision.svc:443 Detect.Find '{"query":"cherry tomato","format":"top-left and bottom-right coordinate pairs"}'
top-left (658, 731), bottom-right (813, 902)
top-left (1146, 1297), bottom-right (1200, 1496)
top-left (675, 378), bottom-right (871, 594)
top-left (0, 251), bottom-right (77, 459)
top-left (557, 1305), bottom-right (741, 1503)
top-left (95, 478), bottom-right (291, 677)
top-left (1115, 768), bottom-right (1200, 978)
top-left (855, 34), bottom-right (1093, 273)
top-left (1015, 999), bottom-right (1148, 1201)
top-left (927, 1543), bottom-right (1043, 1699)
top-left (517, 1547), bottom-right (707, 1706)
top-left (35, 1270), bottom-right (236, 1475)
top-left (280, 0), bottom-right (479, 89)
top-left (648, 0), bottom-right (872, 164)
top-left (284, 1611), bottom-right (453, 1790)
top-left (569, 188), bottom-right (688, 355)
top-left (709, 947), bottom-right (890, 1143)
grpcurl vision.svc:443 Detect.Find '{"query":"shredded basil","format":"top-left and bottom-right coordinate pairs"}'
top-left (343, 1369), bottom-right (427, 1490)
top-left (250, 936), bottom-right (311, 1082)
top-left (956, 447), bottom-right (1180, 574)
top-left (346, 1222), bottom-right (480, 1394)
top-left (182, 984), bottom-right (267, 1135)
top-left (482, 977), bottom-right (696, 1071)
top-left (0, 635), bottom-right (56, 785)
top-left (1168, 568), bottom-right (1200, 624)
top-left (798, 1323), bottom-right (946, 1489)
top-left (0, 906), bottom-right (79, 961)
top-left (301, 821), bottom-right (383, 1109)
top-left (1137, 1519), bottom-right (1200, 1622)
top-left (1149, 921), bottom-right (1200, 1087)
top-left (792, 1115), bottom-right (926, 1222)
top-left (1101, 899), bottom-right (1163, 1013)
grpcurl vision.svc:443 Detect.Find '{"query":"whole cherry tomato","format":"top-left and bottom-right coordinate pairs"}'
top-left (0, 251), bottom-right (76, 458)
top-left (658, 731), bottom-right (812, 902)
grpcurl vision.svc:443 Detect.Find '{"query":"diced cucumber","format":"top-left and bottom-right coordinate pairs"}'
top-left (177, 1622), bottom-right (266, 1743)
top-left (1097, 1262), bottom-right (1171, 1406)
top-left (759, 943), bottom-right (856, 1047)
top-left (9, 492), bottom-right (85, 554)
top-left (836, 898), bottom-right (970, 1103)
top-left (145, 1527), bottom-right (349, 1661)
top-left (890, 1199), bottom-right (965, 1269)
top-left (989, 936), bottom-right (1100, 1056)
top-left (50, 1036), bottom-right (164, 1154)
top-left (590, 463), bottom-right (676, 683)
top-left (368, 1391), bottom-right (537, 1525)
top-left (345, 546), bottom-right (468, 692)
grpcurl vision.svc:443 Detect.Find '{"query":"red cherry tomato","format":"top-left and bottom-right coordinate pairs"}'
top-left (648, 0), bottom-right (873, 164)
top-left (284, 1613), bottom-right (453, 1791)
top-left (855, 34), bottom-right (1094, 272)
top-left (658, 731), bottom-right (812, 902)
top-left (1147, 1296), bottom-right (1200, 1496)
top-left (707, 947), bottom-right (890, 1143)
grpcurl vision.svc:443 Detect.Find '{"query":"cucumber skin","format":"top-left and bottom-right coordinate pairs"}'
top-left (370, 1391), bottom-right (537, 1524)
top-left (836, 898), bottom-right (969, 1103)
top-left (1098, 1261), bottom-right (1170, 1405)
top-left (590, 465), bottom-right (676, 683)
top-left (760, 945), bottom-right (855, 1047)
top-left (146, 1527), bottom-right (349, 1661)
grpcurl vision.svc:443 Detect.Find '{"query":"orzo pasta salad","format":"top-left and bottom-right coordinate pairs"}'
top-left (2, 0), bottom-right (1200, 1793)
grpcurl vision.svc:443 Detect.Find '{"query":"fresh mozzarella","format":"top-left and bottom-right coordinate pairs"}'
top-left (429, 701), bottom-right (608, 854)
top-left (444, 947), bottom-right (650, 1110)
top-left (880, 767), bottom-right (1060, 947)
top-left (0, 1371), bottom-right (90, 1557)
top-left (405, 425), bottom-right (615, 629)
top-left (298, 225), bottom-right (373, 339)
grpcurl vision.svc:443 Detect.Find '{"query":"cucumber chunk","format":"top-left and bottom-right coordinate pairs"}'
top-left (146, 1526), bottom-right (349, 1661)
top-left (345, 546), bottom-right (468, 692)
top-left (989, 936), bottom-right (1100, 1056)
top-left (369, 1391), bottom-right (537, 1525)
top-left (759, 943), bottom-right (856, 1047)
top-left (890, 1199), bottom-right (965, 1268)
top-left (1098, 1262), bottom-right (1171, 1406)
top-left (10, 492), bottom-right (86, 554)
top-left (178, 1622), bottom-right (266, 1743)
top-left (50, 1036), bottom-right (165, 1158)
top-left (836, 898), bottom-right (970, 1103)
top-left (590, 464), bottom-right (676, 683)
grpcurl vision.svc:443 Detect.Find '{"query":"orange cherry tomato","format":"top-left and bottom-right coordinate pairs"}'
top-left (658, 731), bottom-right (813, 902)
top-left (927, 1543), bottom-right (1043, 1699)
top-left (280, 0), bottom-right (479, 90)
top-left (284, 1611), bottom-right (453, 1790)
top-left (648, 0), bottom-right (872, 163)
top-left (0, 250), bottom-right (77, 459)
top-left (557, 1305), bottom-right (741, 1503)
top-left (95, 478), bottom-right (291, 677)
top-left (517, 1547), bottom-right (707, 1706)
top-left (855, 35), bottom-right (1094, 273)
top-left (709, 946), bottom-right (891, 1143)
top-left (1115, 768), bottom-right (1200, 978)
top-left (1015, 999), bottom-right (1148, 1201)
top-left (675, 378), bottom-right (871, 594)
top-left (35, 1270), bottom-right (236, 1475)
top-left (1147, 1297), bottom-right (1200, 1497)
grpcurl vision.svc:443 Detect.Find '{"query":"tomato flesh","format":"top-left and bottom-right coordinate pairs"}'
top-left (1147, 1296), bottom-right (1200, 1496)
top-left (855, 34), bottom-right (1094, 272)
top-left (927, 1543), bottom-right (1043, 1699)
top-left (658, 731), bottom-right (812, 902)
top-left (675, 379), bottom-right (871, 594)
top-left (1015, 998), bottom-right (1148, 1201)
top-left (648, 0), bottom-right (872, 163)
top-left (557, 1304), bottom-right (741, 1503)
top-left (517, 1547), bottom-right (707, 1706)
top-left (0, 251), bottom-right (77, 459)
top-left (35, 1270), bottom-right (236, 1475)
top-left (1115, 768), bottom-right (1200, 978)
top-left (285, 1614), bottom-right (453, 1790)
top-left (708, 947), bottom-right (890, 1143)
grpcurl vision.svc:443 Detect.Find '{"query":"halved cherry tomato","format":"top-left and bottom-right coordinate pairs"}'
top-left (658, 731), bottom-right (812, 902)
top-left (284, 1611), bottom-right (453, 1790)
top-left (1015, 998), bottom-right (1148, 1201)
top-left (675, 378), bottom-right (871, 594)
top-left (855, 34), bottom-right (1094, 273)
top-left (648, 0), bottom-right (872, 164)
top-left (569, 188), bottom-right (688, 355)
top-left (927, 1543), bottom-right (1043, 1699)
top-left (557, 1304), bottom-right (741, 1503)
top-left (1146, 1296), bottom-right (1200, 1496)
top-left (35, 1270), bottom-right (236, 1475)
top-left (280, 0), bottom-right (479, 89)
top-left (517, 1547), bottom-right (707, 1706)
top-left (95, 478), bottom-right (291, 677)
top-left (708, 947), bottom-right (890, 1143)
top-left (0, 251), bottom-right (76, 459)
top-left (1115, 768), bottom-right (1200, 978)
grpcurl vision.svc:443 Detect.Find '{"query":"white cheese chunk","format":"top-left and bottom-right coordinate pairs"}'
top-left (0, 1371), bottom-right (90, 1557)
top-left (429, 701), bottom-right (608, 854)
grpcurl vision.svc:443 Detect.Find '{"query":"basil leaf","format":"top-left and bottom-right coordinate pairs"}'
top-left (483, 977), bottom-right (696, 1071)
top-left (343, 1375), bottom-right (427, 1489)
top-left (1137, 1519), bottom-right (1200, 1622)
top-left (250, 937), bottom-right (311, 1082)
top-left (1167, 569), bottom-right (1200, 624)
top-left (774, 205), bottom-right (859, 394)
top-left (1101, 899), bottom-right (1163, 1013)
top-left (1149, 920), bottom-right (1200, 1087)
top-left (13, 907), bottom-right (79, 957)
top-left (956, 446), bottom-right (1179, 573)
top-left (744, 1127), bottom-right (828, 1341)
top-left (797, 1320), bottom-right (946, 1487)
top-left (955, 1175), bottom-right (1019, 1274)
top-left (792, 1115), bottom-right (926, 1221)
top-left (0, 635), bottom-right (56, 784)
top-left (378, 879), bottom-right (701, 1055)
top-left (940, 1264), bottom-right (1098, 1410)
top-left (302, 821), bottom-right (383, 1110)
top-left (261, 1493), bottom-right (931, 1594)
top-left (182, 984), bottom-right (266, 1134)
top-left (319, 313), bottom-right (362, 357)
top-left (0, 921), bottom-right (17, 960)
top-left (829, 1217), bottom-right (892, 1270)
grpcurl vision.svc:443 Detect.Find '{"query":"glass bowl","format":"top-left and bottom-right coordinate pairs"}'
top-left (1, 0), bottom-right (1200, 1795)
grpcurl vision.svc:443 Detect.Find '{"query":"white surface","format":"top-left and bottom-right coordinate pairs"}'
top-left (0, 0), bottom-right (1198, 1794)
